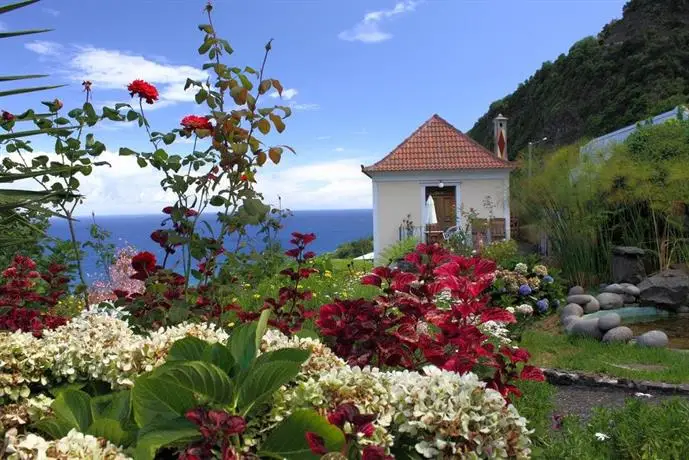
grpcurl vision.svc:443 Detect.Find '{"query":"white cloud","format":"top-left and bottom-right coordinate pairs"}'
top-left (339, 0), bottom-right (420, 43)
top-left (316, 136), bottom-right (331, 140)
top-left (269, 88), bottom-right (298, 100)
top-left (42, 7), bottom-right (60, 17)
top-left (333, 147), bottom-right (345, 152)
top-left (256, 158), bottom-right (373, 210)
top-left (24, 43), bottom-right (207, 109)
top-left (290, 102), bottom-right (320, 111)
top-left (25, 40), bottom-right (62, 56)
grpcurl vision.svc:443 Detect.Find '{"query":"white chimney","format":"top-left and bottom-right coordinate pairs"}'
top-left (493, 114), bottom-right (508, 160)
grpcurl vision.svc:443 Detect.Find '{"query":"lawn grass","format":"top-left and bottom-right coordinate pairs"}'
top-left (521, 325), bottom-right (689, 383)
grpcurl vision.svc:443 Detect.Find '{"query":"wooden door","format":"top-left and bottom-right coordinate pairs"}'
top-left (435, 194), bottom-right (456, 230)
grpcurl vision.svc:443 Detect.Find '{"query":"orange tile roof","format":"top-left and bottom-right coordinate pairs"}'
top-left (362, 114), bottom-right (513, 173)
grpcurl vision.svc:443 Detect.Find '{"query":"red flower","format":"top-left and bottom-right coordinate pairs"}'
top-left (131, 251), bottom-right (156, 273)
top-left (127, 79), bottom-right (159, 104)
top-left (162, 206), bottom-right (174, 215)
top-left (240, 174), bottom-right (249, 182)
top-left (1, 111), bottom-right (15, 122)
top-left (305, 432), bottom-right (327, 455)
top-left (82, 80), bottom-right (92, 93)
top-left (362, 446), bottom-right (393, 460)
top-left (181, 115), bottom-right (212, 132)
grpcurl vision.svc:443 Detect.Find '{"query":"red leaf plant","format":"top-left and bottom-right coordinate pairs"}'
top-left (306, 403), bottom-right (392, 459)
top-left (233, 232), bottom-right (317, 335)
top-left (317, 243), bottom-right (544, 400)
top-left (0, 255), bottom-right (68, 337)
top-left (181, 407), bottom-right (246, 460)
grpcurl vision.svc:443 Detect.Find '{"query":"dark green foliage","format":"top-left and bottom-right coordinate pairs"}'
top-left (468, 0), bottom-right (689, 158)
top-left (332, 236), bottom-right (373, 259)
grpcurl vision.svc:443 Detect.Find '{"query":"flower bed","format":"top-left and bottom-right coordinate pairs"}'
top-left (0, 308), bottom-right (532, 459)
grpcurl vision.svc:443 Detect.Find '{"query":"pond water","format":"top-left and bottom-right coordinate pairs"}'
top-left (585, 306), bottom-right (689, 349)
top-left (627, 315), bottom-right (689, 349)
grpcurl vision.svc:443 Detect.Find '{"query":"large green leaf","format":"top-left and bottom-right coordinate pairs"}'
top-left (252, 348), bottom-right (310, 369)
top-left (132, 361), bottom-right (232, 426)
top-left (166, 336), bottom-right (209, 362)
top-left (0, 84), bottom-right (65, 98)
top-left (237, 360), bottom-right (303, 415)
top-left (51, 389), bottom-right (94, 432)
top-left (259, 409), bottom-right (346, 460)
top-left (132, 417), bottom-right (201, 460)
top-left (88, 418), bottom-right (136, 448)
top-left (255, 309), bottom-right (271, 350)
top-left (228, 322), bottom-right (258, 372)
top-left (32, 416), bottom-right (73, 439)
top-left (202, 342), bottom-right (235, 375)
top-left (0, 74), bottom-right (47, 82)
top-left (91, 390), bottom-right (132, 422)
top-left (0, 28), bottom-right (52, 39)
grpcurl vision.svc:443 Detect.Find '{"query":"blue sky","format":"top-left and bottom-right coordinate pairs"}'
top-left (2, 0), bottom-right (625, 215)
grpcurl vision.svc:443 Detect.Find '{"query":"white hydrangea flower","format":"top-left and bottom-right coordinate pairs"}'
top-left (516, 304), bottom-right (534, 315)
top-left (478, 320), bottom-right (512, 345)
top-left (514, 263), bottom-right (528, 275)
top-left (4, 428), bottom-right (131, 459)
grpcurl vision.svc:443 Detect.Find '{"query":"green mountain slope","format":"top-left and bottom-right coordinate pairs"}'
top-left (468, 0), bottom-right (689, 159)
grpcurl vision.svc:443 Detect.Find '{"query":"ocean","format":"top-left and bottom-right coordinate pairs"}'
top-left (47, 209), bottom-right (373, 283)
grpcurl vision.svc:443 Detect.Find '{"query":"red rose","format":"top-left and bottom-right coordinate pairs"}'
top-left (1, 111), bottom-right (15, 122)
top-left (131, 251), bottom-right (156, 273)
top-left (181, 115), bottom-right (212, 132)
top-left (127, 79), bottom-right (159, 104)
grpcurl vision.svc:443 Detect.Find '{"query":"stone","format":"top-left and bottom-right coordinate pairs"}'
top-left (568, 286), bottom-right (585, 296)
top-left (597, 292), bottom-right (624, 310)
top-left (679, 306), bottom-right (689, 314)
top-left (636, 330), bottom-right (669, 348)
top-left (562, 315), bottom-right (580, 328)
top-left (584, 298), bottom-right (601, 313)
top-left (638, 270), bottom-right (689, 310)
top-left (598, 313), bottom-right (621, 331)
top-left (620, 283), bottom-right (641, 296)
top-left (603, 283), bottom-right (626, 294)
top-left (567, 294), bottom-right (595, 305)
top-left (602, 326), bottom-right (634, 343)
top-left (623, 294), bottom-right (636, 304)
top-left (568, 318), bottom-right (603, 340)
top-left (612, 246), bottom-right (646, 284)
top-left (560, 303), bottom-right (584, 319)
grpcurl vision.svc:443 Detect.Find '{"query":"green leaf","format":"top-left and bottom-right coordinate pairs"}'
top-left (259, 409), bottom-right (346, 460)
top-left (167, 336), bottom-right (209, 362)
top-left (296, 329), bottom-right (320, 340)
top-left (237, 360), bottom-right (303, 415)
top-left (0, 28), bottom-right (51, 39)
top-left (119, 147), bottom-right (138, 156)
top-left (48, 382), bottom-right (86, 398)
top-left (270, 113), bottom-right (286, 133)
top-left (132, 417), bottom-right (200, 460)
top-left (253, 348), bottom-right (310, 369)
top-left (132, 362), bottom-right (233, 426)
top-left (162, 133), bottom-right (175, 145)
top-left (88, 418), bottom-right (136, 447)
top-left (52, 389), bottom-right (94, 432)
top-left (83, 102), bottom-right (97, 120)
top-left (255, 309), bottom-right (271, 351)
top-left (257, 118), bottom-right (271, 135)
top-left (0, 85), bottom-right (64, 98)
top-left (91, 390), bottom-right (132, 422)
top-left (195, 88), bottom-right (208, 104)
top-left (126, 110), bottom-right (139, 121)
top-left (137, 157), bottom-right (147, 168)
top-left (0, 74), bottom-right (46, 82)
top-left (202, 342), bottom-right (235, 375)
top-left (0, 0), bottom-right (39, 15)
top-left (32, 416), bottom-right (73, 439)
top-left (228, 322), bottom-right (258, 372)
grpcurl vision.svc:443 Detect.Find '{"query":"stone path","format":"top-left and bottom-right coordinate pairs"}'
top-left (553, 385), bottom-right (689, 420)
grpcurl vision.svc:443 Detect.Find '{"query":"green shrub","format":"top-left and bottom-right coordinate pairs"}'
top-left (380, 237), bottom-right (418, 264)
top-left (332, 237), bottom-right (373, 259)
top-left (540, 397), bottom-right (689, 459)
top-left (480, 239), bottom-right (519, 267)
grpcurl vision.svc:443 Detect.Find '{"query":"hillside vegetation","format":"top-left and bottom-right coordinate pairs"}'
top-left (469, 0), bottom-right (689, 158)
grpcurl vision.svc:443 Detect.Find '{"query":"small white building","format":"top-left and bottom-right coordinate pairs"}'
top-left (362, 114), bottom-right (515, 262)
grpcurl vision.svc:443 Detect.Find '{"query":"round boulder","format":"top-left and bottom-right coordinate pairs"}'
top-left (584, 298), bottom-right (600, 313)
top-left (568, 317), bottom-right (603, 340)
top-left (597, 292), bottom-right (624, 310)
top-left (598, 313), bottom-right (621, 331)
top-left (560, 303), bottom-right (584, 319)
top-left (562, 315), bottom-right (580, 329)
top-left (637, 330), bottom-right (669, 348)
top-left (623, 294), bottom-right (637, 304)
top-left (602, 326), bottom-right (634, 343)
top-left (678, 306), bottom-right (689, 314)
top-left (567, 294), bottom-right (594, 305)
top-left (620, 283), bottom-right (641, 296)
top-left (569, 286), bottom-right (585, 296)
top-left (603, 283), bottom-right (626, 295)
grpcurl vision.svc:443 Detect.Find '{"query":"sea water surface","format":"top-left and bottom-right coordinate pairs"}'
top-left (47, 209), bottom-right (372, 284)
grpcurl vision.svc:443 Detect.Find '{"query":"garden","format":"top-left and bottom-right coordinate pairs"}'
top-left (2, 1), bottom-right (689, 459)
